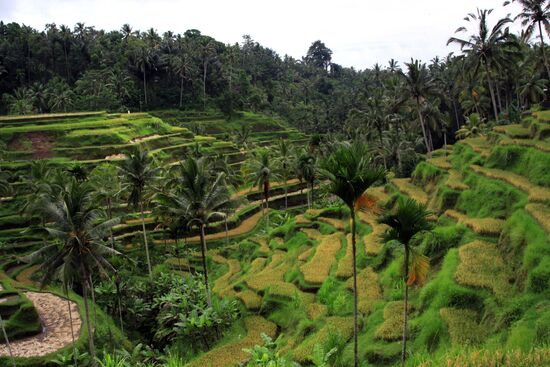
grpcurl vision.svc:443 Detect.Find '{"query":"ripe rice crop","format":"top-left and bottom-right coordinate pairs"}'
top-left (375, 301), bottom-right (411, 341)
top-left (336, 234), bottom-right (354, 279)
top-left (307, 303), bottom-right (328, 320)
top-left (300, 233), bottom-right (342, 285)
top-left (297, 246), bottom-right (314, 261)
top-left (446, 170), bottom-right (469, 191)
top-left (359, 211), bottom-right (389, 256)
top-left (265, 281), bottom-right (315, 304)
top-left (471, 165), bottom-right (550, 203)
top-left (293, 316), bottom-right (354, 363)
top-left (417, 348), bottom-right (550, 367)
top-left (301, 228), bottom-right (324, 241)
top-left (444, 209), bottom-right (504, 236)
top-left (494, 124), bottom-right (531, 139)
top-left (439, 307), bottom-right (485, 346)
top-left (246, 251), bottom-right (290, 291)
top-left (525, 203), bottom-right (550, 235)
top-left (427, 157), bottom-right (452, 170)
top-left (499, 136), bottom-right (550, 153)
top-left (236, 290), bottom-right (262, 310)
top-left (366, 186), bottom-right (391, 206)
top-left (318, 217), bottom-right (346, 231)
top-left (186, 316), bottom-right (277, 367)
top-left (455, 240), bottom-right (510, 298)
top-left (391, 178), bottom-right (429, 205)
top-left (213, 259), bottom-right (241, 294)
top-left (346, 267), bottom-right (381, 314)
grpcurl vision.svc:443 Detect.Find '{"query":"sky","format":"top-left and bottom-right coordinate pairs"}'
top-left (0, 0), bottom-right (531, 70)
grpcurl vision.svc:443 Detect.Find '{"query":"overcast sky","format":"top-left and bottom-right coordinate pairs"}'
top-left (0, 0), bottom-right (531, 70)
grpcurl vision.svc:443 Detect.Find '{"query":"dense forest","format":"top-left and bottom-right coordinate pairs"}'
top-left (1, 0), bottom-right (549, 148)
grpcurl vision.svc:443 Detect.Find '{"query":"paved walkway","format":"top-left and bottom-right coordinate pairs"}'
top-left (0, 292), bottom-right (81, 358)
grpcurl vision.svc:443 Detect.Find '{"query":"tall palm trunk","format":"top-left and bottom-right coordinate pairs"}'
top-left (401, 245), bottom-right (410, 366)
top-left (140, 200), bottom-right (152, 278)
top-left (179, 76), bottom-right (184, 108)
top-left (82, 276), bottom-right (96, 365)
top-left (142, 68), bottom-right (148, 107)
top-left (203, 60), bottom-right (208, 111)
top-left (199, 224), bottom-right (212, 306)
top-left (107, 197), bottom-right (115, 249)
top-left (65, 288), bottom-right (79, 367)
top-left (415, 97), bottom-right (431, 156)
top-left (0, 314), bottom-right (16, 367)
top-left (115, 278), bottom-right (124, 334)
top-left (538, 21), bottom-right (550, 83)
top-left (483, 60), bottom-right (499, 123)
top-left (350, 207), bottom-right (359, 367)
top-left (263, 179), bottom-right (270, 229)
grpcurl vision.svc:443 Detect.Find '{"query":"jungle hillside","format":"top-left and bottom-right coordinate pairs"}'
top-left (1, 0), bottom-right (550, 366)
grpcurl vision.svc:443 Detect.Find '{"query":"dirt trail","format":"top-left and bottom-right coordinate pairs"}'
top-left (0, 292), bottom-right (81, 358)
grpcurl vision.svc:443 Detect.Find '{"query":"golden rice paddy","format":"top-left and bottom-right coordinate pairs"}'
top-left (300, 233), bottom-right (342, 285)
top-left (444, 209), bottom-right (504, 236)
top-left (346, 267), bottom-right (381, 314)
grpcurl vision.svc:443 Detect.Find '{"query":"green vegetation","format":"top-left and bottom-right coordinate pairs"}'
top-left (1, 1), bottom-right (550, 365)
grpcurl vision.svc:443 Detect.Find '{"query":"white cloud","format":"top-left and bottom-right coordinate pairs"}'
top-left (0, 0), bottom-right (529, 69)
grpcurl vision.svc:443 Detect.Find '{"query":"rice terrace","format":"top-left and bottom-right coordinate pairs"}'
top-left (1, 0), bottom-right (550, 366)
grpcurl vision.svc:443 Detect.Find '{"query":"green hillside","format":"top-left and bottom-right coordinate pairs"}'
top-left (0, 109), bottom-right (549, 367)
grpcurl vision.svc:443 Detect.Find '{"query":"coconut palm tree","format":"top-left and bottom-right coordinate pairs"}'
top-left (133, 46), bottom-right (155, 107)
top-left (509, 0), bottom-right (550, 80)
top-left (448, 9), bottom-right (518, 123)
top-left (119, 148), bottom-right (159, 278)
top-left (172, 157), bottom-right (230, 306)
top-left (455, 113), bottom-right (488, 139)
top-left (320, 143), bottom-right (386, 367)
top-left (378, 197), bottom-right (433, 366)
top-left (276, 139), bottom-right (292, 209)
top-left (297, 151), bottom-right (316, 208)
top-left (247, 149), bottom-right (280, 229)
top-left (24, 179), bottom-right (120, 364)
top-left (401, 59), bottom-right (438, 154)
top-left (89, 163), bottom-right (121, 248)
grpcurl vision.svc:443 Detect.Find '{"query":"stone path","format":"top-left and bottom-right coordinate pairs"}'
top-left (0, 292), bottom-right (81, 358)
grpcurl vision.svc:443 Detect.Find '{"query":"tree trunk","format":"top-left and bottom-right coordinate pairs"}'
top-left (89, 274), bottom-right (98, 331)
top-left (64, 45), bottom-right (70, 82)
top-left (179, 76), bottom-right (184, 108)
top-left (350, 207), bottom-right (359, 367)
top-left (283, 174), bottom-right (288, 210)
top-left (0, 314), bottom-right (16, 367)
top-left (203, 60), bottom-right (208, 111)
top-left (107, 197), bottom-right (115, 249)
top-left (416, 97), bottom-right (432, 156)
top-left (453, 100), bottom-right (460, 130)
top-left (265, 196), bottom-right (270, 230)
top-left (199, 224), bottom-right (212, 306)
top-left (143, 68), bottom-right (148, 107)
top-left (64, 287), bottom-right (79, 366)
top-left (115, 278), bottom-right (124, 334)
top-left (82, 277), bottom-right (96, 365)
top-left (483, 60), bottom-right (499, 124)
top-left (140, 200), bottom-right (152, 278)
top-left (401, 245), bottom-right (410, 366)
top-left (538, 21), bottom-right (550, 83)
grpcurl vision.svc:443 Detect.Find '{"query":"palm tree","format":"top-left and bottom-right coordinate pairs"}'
top-left (320, 143), bottom-right (386, 367)
top-left (119, 149), bottom-right (159, 278)
top-left (401, 59), bottom-right (438, 154)
top-left (448, 9), bottom-right (518, 123)
top-left (297, 151), bottom-right (316, 208)
top-left (167, 47), bottom-right (191, 108)
top-left (378, 197), bottom-right (432, 366)
top-left (276, 139), bottom-right (292, 209)
top-left (510, 0), bottom-right (550, 80)
top-left (24, 179), bottom-right (120, 364)
top-left (199, 38), bottom-right (217, 110)
top-left (133, 46), bottom-right (155, 107)
top-left (455, 113), bottom-right (487, 139)
top-left (90, 163), bottom-right (121, 248)
top-left (171, 157), bottom-right (230, 305)
top-left (519, 69), bottom-right (548, 105)
top-left (247, 149), bottom-right (280, 229)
